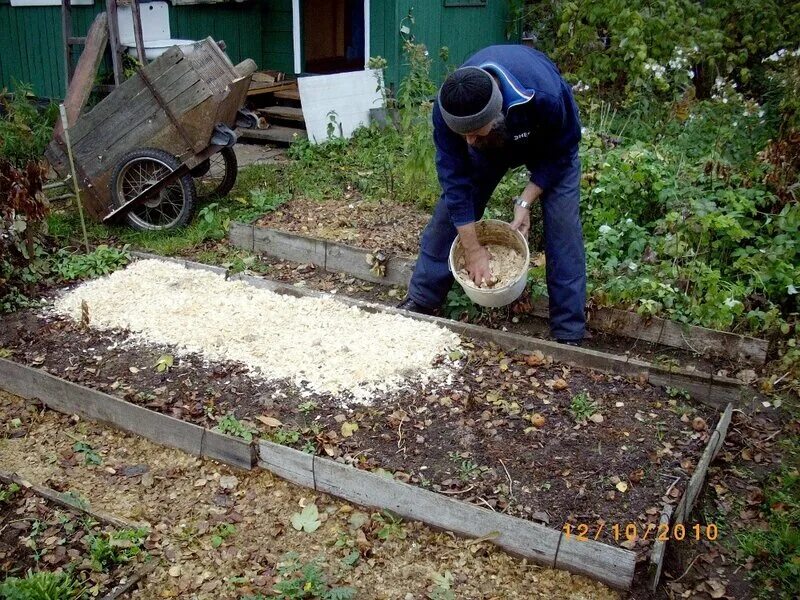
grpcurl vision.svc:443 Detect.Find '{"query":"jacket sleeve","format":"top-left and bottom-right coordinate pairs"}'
top-left (432, 103), bottom-right (476, 228)
top-left (525, 92), bottom-right (570, 191)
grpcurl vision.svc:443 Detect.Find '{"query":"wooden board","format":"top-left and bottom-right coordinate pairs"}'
top-left (274, 88), bottom-right (301, 102)
top-left (257, 440), bottom-right (316, 489)
top-left (54, 11), bottom-right (109, 140)
top-left (0, 358), bottom-right (255, 470)
top-left (649, 503), bottom-right (674, 591)
top-left (252, 227), bottom-right (327, 265)
top-left (584, 305), bottom-right (768, 365)
top-left (236, 126), bottom-right (307, 144)
top-left (246, 80), bottom-right (298, 97)
top-left (673, 403), bottom-right (733, 524)
top-left (260, 106), bottom-right (305, 122)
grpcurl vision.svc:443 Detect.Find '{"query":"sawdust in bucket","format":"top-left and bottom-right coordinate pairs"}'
top-left (456, 244), bottom-right (527, 289)
top-left (452, 221), bottom-right (529, 291)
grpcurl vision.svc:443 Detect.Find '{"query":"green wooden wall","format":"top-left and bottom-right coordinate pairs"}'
top-left (0, 0), bottom-right (511, 100)
top-left (0, 0), bottom-right (293, 99)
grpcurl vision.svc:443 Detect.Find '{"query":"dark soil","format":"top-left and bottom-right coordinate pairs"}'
top-left (0, 301), bottom-right (717, 564)
top-left (0, 474), bottom-right (144, 591)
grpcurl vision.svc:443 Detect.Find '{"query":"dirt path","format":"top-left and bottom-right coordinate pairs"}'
top-left (0, 390), bottom-right (618, 600)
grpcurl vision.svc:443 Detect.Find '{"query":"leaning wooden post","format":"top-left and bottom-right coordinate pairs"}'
top-left (58, 103), bottom-right (90, 253)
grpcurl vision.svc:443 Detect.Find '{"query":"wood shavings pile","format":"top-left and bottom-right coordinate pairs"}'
top-left (51, 259), bottom-right (460, 403)
top-left (457, 244), bottom-right (526, 289)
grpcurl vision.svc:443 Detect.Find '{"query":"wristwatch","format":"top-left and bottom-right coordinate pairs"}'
top-left (514, 197), bottom-right (531, 210)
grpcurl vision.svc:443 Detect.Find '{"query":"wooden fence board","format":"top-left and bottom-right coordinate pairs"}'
top-left (0, 358), bottom-right (255, 470)
top-left (257, 440), bottom-right (315, 488)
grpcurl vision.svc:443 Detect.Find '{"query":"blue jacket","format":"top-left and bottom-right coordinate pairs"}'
top-left (433, 45), bottom-right (582, 227)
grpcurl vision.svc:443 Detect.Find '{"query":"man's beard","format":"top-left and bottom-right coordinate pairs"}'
top-left (470, 116), bottom-right (509, 151)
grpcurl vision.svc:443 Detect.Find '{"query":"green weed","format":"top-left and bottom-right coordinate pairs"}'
top-left (214, 414), bottom-right (256, 442)
top-left (0, 570), bottom-right (85, 600)
top-left (569, 391), bottom-right (598, 422)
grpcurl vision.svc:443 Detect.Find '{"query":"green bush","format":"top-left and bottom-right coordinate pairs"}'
top-left (0, 84), bottom-right (57, 166)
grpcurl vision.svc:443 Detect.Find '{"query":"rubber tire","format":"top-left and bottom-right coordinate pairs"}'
top-left (195, 146), bottom-right (238, 201)
top-left (110, 147), bottom-right (196, 231)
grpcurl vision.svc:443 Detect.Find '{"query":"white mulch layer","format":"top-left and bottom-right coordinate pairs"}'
top-left (50, 259), bottom-right (461, 403)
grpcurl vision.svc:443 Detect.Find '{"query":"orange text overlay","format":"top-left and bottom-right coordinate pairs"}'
top-left (562, 522), bottom-right (719, 542)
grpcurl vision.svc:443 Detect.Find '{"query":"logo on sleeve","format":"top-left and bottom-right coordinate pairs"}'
top-left (513, 131), bottom-right (531, 141)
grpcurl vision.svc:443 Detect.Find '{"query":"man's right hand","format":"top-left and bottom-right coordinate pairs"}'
top-left (465, 245), bottom-right (494, 286)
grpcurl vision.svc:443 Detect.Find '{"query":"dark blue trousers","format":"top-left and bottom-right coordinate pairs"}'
top-left (408, 150), bottom-right (586, 341)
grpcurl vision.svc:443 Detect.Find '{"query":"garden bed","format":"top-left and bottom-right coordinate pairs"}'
top-left (0, 256), bottom-right (724, 574)
top-left (230, 219), bottom-right (769, 368)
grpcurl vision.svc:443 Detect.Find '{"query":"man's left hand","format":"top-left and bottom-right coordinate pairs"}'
top-left (510, 204), bottom-right (531, 238)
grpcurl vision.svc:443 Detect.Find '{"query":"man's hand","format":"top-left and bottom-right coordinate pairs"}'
top-left (510, 204), bottom-right (531, 238)
top-left (465, 245), bottom-right (494, 286)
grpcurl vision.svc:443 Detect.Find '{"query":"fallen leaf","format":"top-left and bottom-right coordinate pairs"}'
top-left (707, 579), bottom-right (727, 598)
top-left (525, 351), bottom-right (546, 366)
top-left (168, 566), bottom-right (181, 577)
top-left (256, 415), bottom-right (282, 428)
top-left (589, 413), bottom-right (604, 424)
top-left (616, 481), bottom-right (629, 493)
top-left (692, 417), bottom-right (707, 431)
top-left (552, 378), bottom-right (568, 391)
top-left (341, 422), bottom-right (359, 438)
top-left (194, 478), bottom-right (207, 487)
top-left (219, 475), bottom-right (238, 490)
top-left (629, 469), bottom-right (645, 484)
top-left (530, 413), bottom-right (545, 428)
top-left (291, 503), bottom-right (321, 533)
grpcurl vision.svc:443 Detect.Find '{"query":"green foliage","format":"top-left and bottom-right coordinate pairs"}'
top-left (270, 427), bottom-right (301, 446)
top-left (214, 414), bottom-right (255, 442)
top-left (0, 570), bottom-right (85, 600)
top-left (737, 444), bottom-right (800, 599)
top-left (243, 553), bottom-right (356, 600)
top-left (52, 245), bottom-right (130, 281)
top-left (0, 483), bottom-right (20, 504)
top-left (210, 523), bottom-right (236, 548)
top-left (569, 391), bottom-right (598, 422)
top-left (447, 451), bottom-right (483, 482)
top-left (72, 441), bottom-right (102, 466)
top-left (524, 0), bottom-right (800, 99)
top-left (372, 511), bottom-right (406, 541)
top-left (87, 528), bottom-right (147, 572)
top-left (0, 84), bottom-right (57, 166)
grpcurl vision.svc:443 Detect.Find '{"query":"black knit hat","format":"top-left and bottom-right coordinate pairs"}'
top-left (438, 66), bottom-right (502, 134)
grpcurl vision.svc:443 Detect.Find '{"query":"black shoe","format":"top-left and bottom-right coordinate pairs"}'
top-left (556, 339), bottom-right (583, 347)
top-left (396, 297), bottom-right (437, 316)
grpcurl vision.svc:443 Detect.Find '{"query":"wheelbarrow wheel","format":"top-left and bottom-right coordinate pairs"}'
top-left (191, 146), bottom-right (238, 201)
top-left (111, 148), bottom-right (196, 231)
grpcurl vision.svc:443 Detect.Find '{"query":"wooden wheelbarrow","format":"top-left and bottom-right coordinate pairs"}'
top-left (46, 35), bottom-right (257, 231)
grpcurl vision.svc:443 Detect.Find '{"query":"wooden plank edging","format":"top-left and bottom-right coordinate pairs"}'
top-left (259, 441), bottom-right (636, 590)
top-left (673, 403), bottom-right (734, 524)
top-left (648, 404), bottom-right (733, 591)
top-left (648, 503), bottom-right (674, 591)
top-left (0, 470), bottom-right (148, 532)
top-left (0, 358), bottom-right (255, 470)
top-left (230, 222), bottom-right (768, 364)
top-left (128, 251), bottom-right (750, 410)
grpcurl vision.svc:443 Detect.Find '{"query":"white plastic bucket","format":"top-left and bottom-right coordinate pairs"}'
top-left (448, 219), bottom-right (530, 308)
